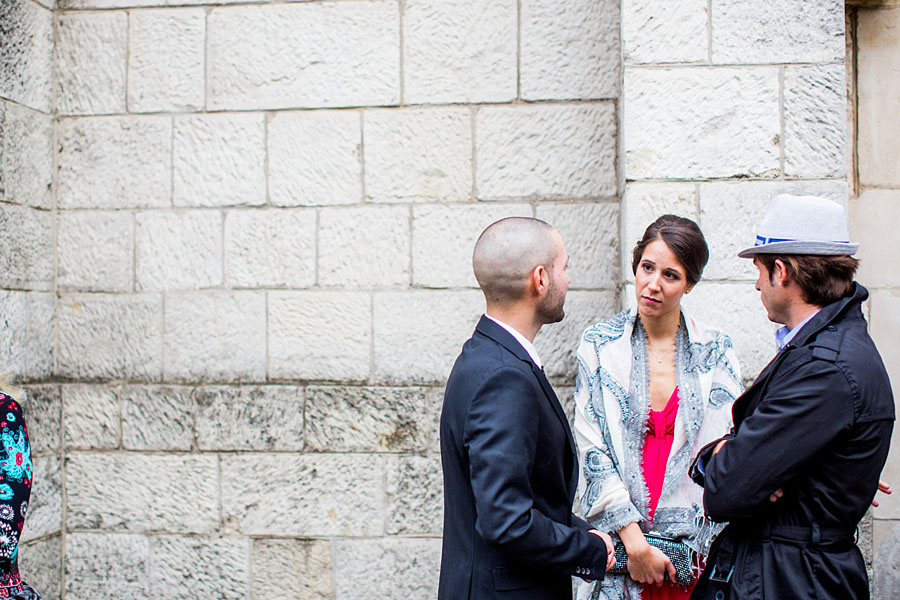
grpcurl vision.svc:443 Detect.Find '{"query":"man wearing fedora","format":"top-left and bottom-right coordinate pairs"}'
top-left (688, 194), bottom-right (894, 599)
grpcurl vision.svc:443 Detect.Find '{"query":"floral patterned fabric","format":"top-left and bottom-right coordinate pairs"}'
top-left (0, 392), bottom-right (34, 599)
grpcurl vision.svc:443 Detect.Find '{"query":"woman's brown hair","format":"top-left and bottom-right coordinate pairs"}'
top-left (632, 215), bottom-right (709, 286)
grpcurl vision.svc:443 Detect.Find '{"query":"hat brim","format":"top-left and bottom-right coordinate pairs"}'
top-left (737, 240), bottom-right (859, 258)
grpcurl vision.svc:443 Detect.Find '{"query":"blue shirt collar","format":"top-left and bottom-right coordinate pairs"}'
top-left (775, 310), bottom-right (820, 350)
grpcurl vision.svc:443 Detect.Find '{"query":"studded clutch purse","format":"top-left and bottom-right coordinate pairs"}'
top-left (608, 533), bottom-right (693, 586)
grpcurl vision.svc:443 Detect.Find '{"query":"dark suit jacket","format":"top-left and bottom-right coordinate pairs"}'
top-left (438, 316), bottom-right (609, 599)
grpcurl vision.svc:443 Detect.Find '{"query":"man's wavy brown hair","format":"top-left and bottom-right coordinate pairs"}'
top-left (756, 253), bottom-right (859, 307)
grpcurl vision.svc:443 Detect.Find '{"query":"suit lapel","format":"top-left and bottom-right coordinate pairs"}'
top-left (532, 362), bottom-right (578, 457)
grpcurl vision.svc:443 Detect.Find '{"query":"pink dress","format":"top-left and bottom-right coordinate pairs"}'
top-left (640, 388), bottom-right (695, 600)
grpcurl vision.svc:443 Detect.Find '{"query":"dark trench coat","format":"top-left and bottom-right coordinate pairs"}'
top-left (689, 284), bottom-right (894, 600)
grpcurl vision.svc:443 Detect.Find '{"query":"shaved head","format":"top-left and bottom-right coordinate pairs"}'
top-left (473, 217), bottom-right (559, 305)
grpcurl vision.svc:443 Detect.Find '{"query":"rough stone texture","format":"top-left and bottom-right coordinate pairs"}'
top-left (476, 103), bottom-right (617, 199)
top-left (0, 291), bottom-right (27, 377)
top-left (208, 3), bottom-right (399, 110)
top-left (251, 538), bottom-right (333, 600)
top-left (67, 453), bottom-right (218, 532)
top-left (268, 110), bottom-right (362, 207)
top-left (221, 453), bottom-right (383, 536)
top-left (699, 180), bottom-right (849, 281)
top-left (25, 291), bottom-right (53, 379)
top-left (56, 294), bottom-right (163, 381)
top-left (224, 209), bottom-right (316, 288)
top-left (710, 0), bottom-right (844, 64)
top-left (374, 290), bottom-right (483, 383)
top-left (681, 282), bottom-right (776, 381)
top-left (319, 205), bottom-right (410, 287)
top-left (128, 9), bottom-right (204, 112)
top-left (520, 0), bottom-right (619, 100)
top-left (59, 0), bottom-right (256, 7)
top-left (535, 290), bottom-right (617, 379)
top-left (57, 211), bottom-right (133, 292)
top-left (56, 11), bottom-right (127, 115)
top-left (148, 536), bottom-right (250, 598)
top-left (136, 211), bottom-right (222, 291)
top-left (621, 183), bottom-right (698, 278)
top-left (0, 0), bottom-right (53, 112)
top-left (364, 107), bottom-right (472, 203)
top-left (305, 386), bottom-right (435, 452)
top-left (58, 116), bottom-right (172, 209)
top-left (875, 522), bottom-right (900, 598)
top-left (535, 202), bottom-right (619, 289)
top-left (624, 68), bottom-right (780, 180)
top-left (385, 454), bottom-right (442, 535)
top-left (331, 537), bottom-right (441, 600)
top-left (858, 7), bottom-right (900, 187)
top-left (121, 385), bottom-right (193, 450)
top-left (268, 291), bottom-right (371, 382)
top-left (853, 190), bottom-right (900, 288)
top-left (63, 384), bottom-right (120, 449)
top-left (174, 114), bottom-right (266, 207)
top-left (2, 102), bottom-right (52, 208)
top-left (65, 533), bottom-right (149, 600)
top-left (784, 64), bottom-right (847, 178)
top-left (21, 384), bottom-right (61, 456)
top-left (23, 456), bottom-right (61, 542)
top-left (622, 0), bottom-right (708, 64)
top-left (164, 292), bottom-right (266, 382)
top-left (0, 293), bottom-right (49, 379)
top-left (195, 386), bottom-right (304, 450)
top-left (411, 203), bottom-right (532, 288)
top-left (870, 289), bottom-right (900, 406)
top-left (0, 202), bottom-right (52, 290)
top-left (403, 0), bottom-right (516, 104)
top-left (21, 535), bottom-right (61, 600)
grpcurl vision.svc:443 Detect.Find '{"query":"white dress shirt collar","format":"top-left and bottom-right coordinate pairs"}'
top-left (484, 314), bottom-right (543, 369)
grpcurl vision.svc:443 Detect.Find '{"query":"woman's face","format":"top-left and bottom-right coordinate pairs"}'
top-left (634, 239), bottom-right (691, 320)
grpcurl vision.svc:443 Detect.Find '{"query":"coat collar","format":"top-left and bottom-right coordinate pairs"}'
top-left (786, 283), bottom-right (867, 349)
top-left (475, 315), bottom-right (535, 366)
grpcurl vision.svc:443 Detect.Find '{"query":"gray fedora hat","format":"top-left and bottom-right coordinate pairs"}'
top-left (737, 194), bottom-right (859, 258)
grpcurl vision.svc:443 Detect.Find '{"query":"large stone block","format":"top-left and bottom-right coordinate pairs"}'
top-left (319, 205), bottom-right (410, 287)
top-left (402, 0), bottom-right (516, 104)
top-left (56, 11), bottom-right (127, 115)
top-left (784, 65), bottom-right (847, 178)
top-left (221, 453), bottom-right (383, 536)
top-left (128, 9), bottom-right (204, 112)
top-left (874, 521), bottom-right (900, 599)
top-left (331, 537), bottom-right (441, 600)
top-left (268, 110), bottom-right (361, 207)
top-left (364, 107), bottom-right (472, 203)
top-left (57, 294), bottom-right (163, 381)
top-left (57, 211), bottom-right (133, 292)
top-left (621, 183), bottom-right (698, 279)
top-left (21, 384), bottom-right (60, 456)
top-left (67, 452), bottom-right (218, 532)
top-left (0, 291), bottom-right (27, 377)
top-left (148, 536), bottom-right (250, 598)
top-left (2, 102), bottom-right (52, 208)
top-left (476, 103), bottom-right (617, 199)
top-left (0, 0), bottom-right (52, 112)
top-left (58, 116), bottom-right (171, 209)
top-left (858, 8), bottom-right (900, 187)
top-left (852, 190), bottom-right (900, 289)
top-left (135, 211), bottom-right (222, 291)
top-left (195, 385), bottom-right (304, 451)
top-left (63, 384), bottom-right (120, 449)
top-left (164, 292), bottom-right (266, 382)
top-left (21, 535), bottom-right (61, 600)
top-left (870, 289), bottom-right (900, 401)
top-left (411, 203), bottom-right (532, 288)
top-left (224, 209), bottom-right (316, 288)
top-left (375, 290), bottom-right (482, 383)
top-left (268, 291), bottom-right (372, 382)
top-left (59, 0), bottom-right (257, 7)
top-left (520, 0), bottom-right (619, 100)
top-left (710, 0), bottom-right (844, 64)
top-left (22, 456), bottom-right (61, 543)
top-left (208, 3), bottom-right (399, 110)
top-left (622, 0), bottom-right (708, 64)
top-left (25, 291), bottom-right (53, 379)
top-left (65, 533), bottom-right (149, 600)
top-left (305, 386), bottom-right (434, 452)
top-left (535, 202), bottom-right (619, 289)
top-left (0, 291), bottom-right (52, 381)
top-left (121, 385), bottom-right (193, 450)
top-left (251, 538), bottom-right (333, 600)
top-left (699, 180), bottom-right (849, 281)
top-left (0, 203), bottom-right (52, 290)
top-left (535, 290), bottom-right (617, 379)
top-left (624, 67), bottom-right (780, 180)
top-left (174, 114), bottom-right (266, 207)
top-left (385, 454), bottom-right (442, 535)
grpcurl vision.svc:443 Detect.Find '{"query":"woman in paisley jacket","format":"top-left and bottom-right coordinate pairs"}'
top-left (573, 215), bottom-right (742, 600)
top-left (0, 377), bottom-right (40, 600)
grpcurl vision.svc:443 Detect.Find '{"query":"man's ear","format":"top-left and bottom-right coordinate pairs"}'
top-left (531, 265), bottom-right (549, 296)
top-left (773, 259), bottom-right (789, 286)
